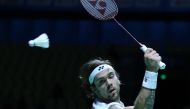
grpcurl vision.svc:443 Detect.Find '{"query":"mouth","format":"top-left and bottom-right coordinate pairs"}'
top-left (109, 88), bottom-right (116, 94)
top-left (108, 88), bottom-right (117, 99)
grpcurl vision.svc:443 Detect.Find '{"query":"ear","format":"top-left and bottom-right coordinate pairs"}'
top-left (118, 80), bottom-right (121, 85)
top-left (115, 76), bottom-right (121, 85)
top-left (118, 80), bottom-right (121, 84)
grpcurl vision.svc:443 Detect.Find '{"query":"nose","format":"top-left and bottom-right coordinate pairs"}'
top-left (106, 78), bottom-right (112, 86)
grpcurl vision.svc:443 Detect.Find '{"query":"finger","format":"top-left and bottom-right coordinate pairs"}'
top-left (152, 56), bottom-right (162, 62)
top-left (145, 50), bottom-right (156, 58)
top-left (149, 50), bottom-right (157, 56)
top-left (154, 53), bottom-right (159, 57)
top-left (145, 48), bottom-right (153, 54)
top-left (145, 52), bottom-right (161, 62)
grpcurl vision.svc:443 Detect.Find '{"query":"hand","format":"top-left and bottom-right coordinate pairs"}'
top-left (144, 48), bottom-right (162, 72)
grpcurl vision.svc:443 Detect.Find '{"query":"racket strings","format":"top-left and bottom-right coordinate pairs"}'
top-left (81, 0), bottom-right (118, 20)
top-left (81, 0), bottom-right (142, 46)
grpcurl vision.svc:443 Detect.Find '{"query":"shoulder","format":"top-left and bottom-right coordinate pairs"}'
top-left (125, 106), bottom-right (134, 109)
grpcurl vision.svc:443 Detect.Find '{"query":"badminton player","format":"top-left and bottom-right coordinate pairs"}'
top-left (79, 47), bottom-right (161, 109)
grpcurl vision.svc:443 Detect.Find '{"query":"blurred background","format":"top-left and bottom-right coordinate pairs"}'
top-left (0, 0), bottom-right (190, 109)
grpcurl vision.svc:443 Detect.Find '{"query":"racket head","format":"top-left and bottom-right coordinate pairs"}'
top-left (80, 0), bottom-right (118, 20)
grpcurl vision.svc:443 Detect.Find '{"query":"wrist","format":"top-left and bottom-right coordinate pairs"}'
top-left (142, 71), bottom-right (158, 89)
top-left (145, 62), bottom-right (160, 72)
top-left (146, 67), bottom-right (159, 72)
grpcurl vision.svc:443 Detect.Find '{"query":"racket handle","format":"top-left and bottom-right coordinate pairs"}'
top-left (140, 44), bottom-right (166, 70)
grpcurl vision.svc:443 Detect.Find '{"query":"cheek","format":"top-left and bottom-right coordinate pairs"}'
top-left (117, 79), bottom-right (121, 85)
top-left (114, 79), bottom-right (121, 90)
top-left (99, 85), bottom-right (107, 93)
top-left (114, 77), bottom-right (120, 85)
top-left (96, 87), bottom-right (108, 98)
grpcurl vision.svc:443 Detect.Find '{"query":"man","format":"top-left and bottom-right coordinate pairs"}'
top-left (79, 48), bottom-right (162, 109)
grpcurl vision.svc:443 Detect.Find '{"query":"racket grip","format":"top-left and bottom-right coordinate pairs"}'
top-left (140, 44), bottom-right (166, 70)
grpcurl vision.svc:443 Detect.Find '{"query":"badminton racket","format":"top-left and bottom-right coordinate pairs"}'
top-left (80, 0), bottom-right (166, 70)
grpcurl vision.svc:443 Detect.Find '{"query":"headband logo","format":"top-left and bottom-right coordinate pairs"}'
top-left (98, 66), bottom-right (104, 71)
top-left (88, 0), bottom-right (106, 15)
top-left (89, 64), bottom-right (113, 85)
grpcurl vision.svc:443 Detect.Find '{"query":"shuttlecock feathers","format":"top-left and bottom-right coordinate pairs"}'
top-left (28, 33), bottom-right (49, 48)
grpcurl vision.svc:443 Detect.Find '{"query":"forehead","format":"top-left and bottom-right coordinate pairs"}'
top-left (94, 68), bottom-right (115, 79)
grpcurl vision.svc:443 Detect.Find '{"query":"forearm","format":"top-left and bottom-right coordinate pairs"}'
top-left (134, 87), bottom-right (156, 109)
top-left (132, 47), bottom-right (161, 109)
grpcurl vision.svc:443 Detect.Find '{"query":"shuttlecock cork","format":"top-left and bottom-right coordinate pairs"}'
top-left (28, 33), bottom-right (49, 48)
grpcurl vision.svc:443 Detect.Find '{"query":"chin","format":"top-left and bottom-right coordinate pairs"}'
top-left (109, 93), bottom-right (119, 102)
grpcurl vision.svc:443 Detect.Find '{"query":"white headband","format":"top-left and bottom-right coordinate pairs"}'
top-left (88, 64), bottom-right (114, 85)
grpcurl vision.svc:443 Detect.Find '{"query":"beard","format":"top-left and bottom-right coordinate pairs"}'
top-left (95, 79), bottom-right (121, 103)
top-left (107, 89), bottom-right (120, 102)
top-left (107, 83), bottom-right (120, 102)
top-left (96, 89), bottom-right (120, 103)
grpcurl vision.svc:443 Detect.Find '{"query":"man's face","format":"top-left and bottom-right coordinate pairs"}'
top-left (93, 68), bottom-right (120, 102)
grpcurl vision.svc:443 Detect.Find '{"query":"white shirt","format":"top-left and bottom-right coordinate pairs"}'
top-left (92, 99), bottom-right (125, 109)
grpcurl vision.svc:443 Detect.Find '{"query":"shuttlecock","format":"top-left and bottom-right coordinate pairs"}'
top-left (28, 33), bottom-right (49, 48)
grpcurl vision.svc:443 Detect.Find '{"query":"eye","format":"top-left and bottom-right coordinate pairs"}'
top-left (98, 79), bottom-right (106, 86)
top-left (108, 73), bottom-right (114, 79)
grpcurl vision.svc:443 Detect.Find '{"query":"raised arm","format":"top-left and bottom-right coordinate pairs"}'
top-left (133, 48), bottom-right (161, 109)
top-left (134, 88), bottom-right (155, 109)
